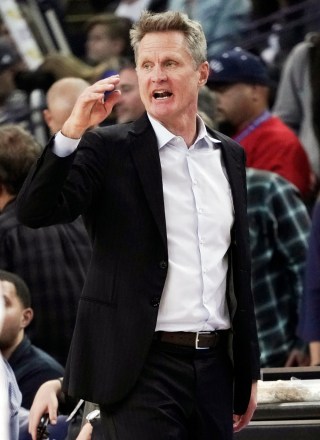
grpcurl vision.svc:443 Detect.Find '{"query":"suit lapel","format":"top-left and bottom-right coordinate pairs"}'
top-left (211, 130), bottom-right (247, 223)
top-left (129, 114), bottom-right (167, 247)
top-left (128, 120), bottom-right (246, 251)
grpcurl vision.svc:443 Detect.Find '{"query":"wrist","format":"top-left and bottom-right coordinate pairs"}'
top-left (61, 121), bottom-right (83, 139)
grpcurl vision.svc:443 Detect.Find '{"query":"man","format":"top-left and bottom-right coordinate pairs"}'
top-left (17, 11), bottom-right (260, 440)
top-left (0, 124), bottom-right (91, 365)
top-left (168, 0), bottom-right (251, 58)
top-left (273, 33), bottom-right (320, 182)
top-left (246, 168), bottom-right (310, 367)
top-left (0, 270), bottom-right (64, 409)
top-left (0, 38), bottom-right (31, 133)
top-left (0, 286), bottom-right (11, 440)
top-left (0, 281), bottom-right (22, 440)
top-left (298, 197), bottom-right (320, 366)
top-left (115, 60), bottom-right (216, 127)
top-left (43, 77), bottom-right (91, 135)
top-left (114, 61), bottom-right (145, 123)
top-left (84, 14), bottom-right (133, 65)
top-left (207, 47), bottom-right (313, 201)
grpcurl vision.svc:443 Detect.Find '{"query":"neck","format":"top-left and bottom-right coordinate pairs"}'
top-left (0, 190), bottom-right (15, 212)
top-left (237, 108), bottom-right (268, 133)
top-left (1, 332), bottom-right (24, 360)
top-left (163, 113), bottom-right (198, 148)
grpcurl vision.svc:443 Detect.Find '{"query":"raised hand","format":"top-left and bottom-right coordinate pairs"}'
top-left (61, 75), bottom-right (121, 139)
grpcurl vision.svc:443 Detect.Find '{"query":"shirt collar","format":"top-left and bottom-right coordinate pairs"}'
top-left (147, 113), bottom-right (221, 150)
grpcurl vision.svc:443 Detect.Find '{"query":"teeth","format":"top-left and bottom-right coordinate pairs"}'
top-left (154, 91), bottom-right (172, 99)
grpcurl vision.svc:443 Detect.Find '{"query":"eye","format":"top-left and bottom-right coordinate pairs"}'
top-left (120, 85), bottom-right (133, 93)
top-left (165, 60), bottom-right (177, 68)
top-left (142, 62), bottom-right (152, 71)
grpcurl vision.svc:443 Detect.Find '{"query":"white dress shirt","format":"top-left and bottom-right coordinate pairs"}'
top-left (148, 115), bottom-right (234, 331)
top-left (53, 115), bottom-right (234, 331)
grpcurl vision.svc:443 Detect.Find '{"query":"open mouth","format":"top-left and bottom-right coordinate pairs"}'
top-left (153, 91), bottom-right (173, 100)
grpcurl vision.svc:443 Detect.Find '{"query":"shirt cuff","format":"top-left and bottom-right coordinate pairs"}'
top-left (53, 131), bottom-right (81, 157)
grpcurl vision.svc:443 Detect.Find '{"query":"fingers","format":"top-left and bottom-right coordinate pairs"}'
top-left (233, 413), bottom-right (251, 432)
top-left (28, 380), bottom-right (60, 440)
top-left (88, 75), bottom-right (121, 102)
top-left (75, 422), bottom-right (93, 440)
top-left (62, 76), bottom-right (121, 138)
top-left (233, 381), bottom-right (257, 433)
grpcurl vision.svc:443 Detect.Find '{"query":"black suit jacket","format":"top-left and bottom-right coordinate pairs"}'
top-left (17, 113), bottom-right (260, 414)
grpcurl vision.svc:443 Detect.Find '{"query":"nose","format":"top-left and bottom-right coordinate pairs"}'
top-left (151, 65), bottom-right (167, 83)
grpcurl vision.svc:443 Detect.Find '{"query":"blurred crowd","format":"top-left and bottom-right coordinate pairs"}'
top-left (1, 0), bottom-right (320, 439)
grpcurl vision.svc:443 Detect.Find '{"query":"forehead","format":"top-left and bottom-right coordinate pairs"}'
top-left (87, 24), bottom-right (109, 38)
top-left (120, 68), bottom-right (138, 82)
top-left (137, 31), bottom-right (190, 59)
top-left (0, 280), bottom-right (17, 300)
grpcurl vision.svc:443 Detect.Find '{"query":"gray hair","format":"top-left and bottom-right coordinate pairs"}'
top-left (130, 10), bottom-right (207, 67)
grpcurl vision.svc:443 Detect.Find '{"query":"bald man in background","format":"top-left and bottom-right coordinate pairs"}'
top-left (115, 63), bottom-right (145, 123)
top-left (43, 77), bottom-right (90, 134)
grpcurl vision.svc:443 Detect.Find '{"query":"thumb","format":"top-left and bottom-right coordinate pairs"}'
top-left (48, 406), bottom-right (58, 425)
top-left (105, 89), bottom-right (121, 107)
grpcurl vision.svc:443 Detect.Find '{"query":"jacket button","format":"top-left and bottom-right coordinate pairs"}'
top-left (159, 260), bottom-right (167, 269)
top-left (151, 296), bottom-right (160, 307)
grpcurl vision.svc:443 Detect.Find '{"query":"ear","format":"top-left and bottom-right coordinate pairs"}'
top-left (21, 308), bottom-right (33, 329)
top-left (198, 61), bottom-right (209, 87)
top-left (43, 109), bottom-right (51, 126)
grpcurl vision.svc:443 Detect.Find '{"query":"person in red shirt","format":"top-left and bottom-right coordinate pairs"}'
top-left (207, 47), bottom-right (313, 200)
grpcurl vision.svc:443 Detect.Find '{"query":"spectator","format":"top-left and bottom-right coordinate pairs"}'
top-left (246, 168), bottom-right (310, 367)
top-left (250, 0), bottom-right (319, 71)
top-left (207, 47), bottom-right (313, 201)
top-left (0, 270), bottom-right (64, 409)
top-left (28, 378), bottom-right (103, 440)
top-left (298, 196), bottom-right (320, 366)
top-left (273, 33), bottom-right (320, 184)
top-left (84, 14), bottom-right (133, 65)
top-left (43, 77), bottom-right (90, 135)
top-left (34, 53), bottom-right (116, 87)
top-left (0, 288), bottom-right (10, 440)
top-left (0, 38), bottom-right (32, 133)
top-left (114, 61), bottom-right (145, 123)
top-left (0, 284), bottom-right (21, 440)
top-left (0, 352), bottom-right (21, 440)
top-left (0, 284), bottom-right (67, 440)
top-left (0, 124), bottom-right (91, 365)
top-left (168, 0), bottom-right (251, 57)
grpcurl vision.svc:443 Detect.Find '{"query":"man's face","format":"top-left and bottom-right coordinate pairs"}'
top-left (85, 24), bottom-right (117, 63)
top-left (213, 83), bottom-right (255, 128)
top-left (44, 104), bottom-right (73, 134)
top-left (0, 281), bottom-right (27, 351)
top-left (115, 67), bottom-right (145, 123)
top-left (136, 31), bottom-right (208, 126)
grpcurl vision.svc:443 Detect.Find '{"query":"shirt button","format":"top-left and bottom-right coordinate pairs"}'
top-left (151, 296), bottom-right (160, 307)
top-left (159, 260), bottom-right (168, 269)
